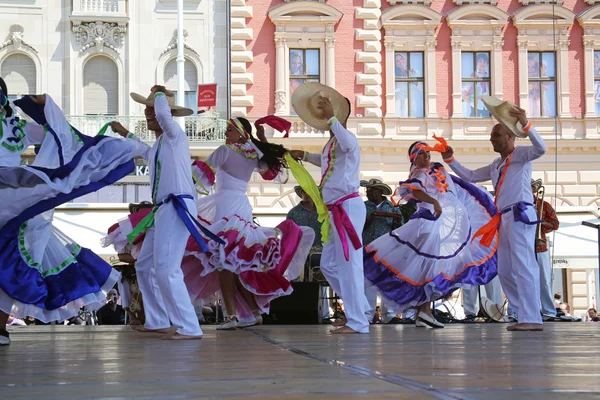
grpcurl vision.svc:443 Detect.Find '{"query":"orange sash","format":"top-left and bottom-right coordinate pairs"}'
top-left (471, 151), bottom-right (514, 247)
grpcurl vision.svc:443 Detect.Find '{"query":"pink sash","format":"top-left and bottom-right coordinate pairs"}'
top-left (326, 192), bottom-right (362, 261)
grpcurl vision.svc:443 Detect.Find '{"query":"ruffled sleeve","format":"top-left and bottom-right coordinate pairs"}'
top-left (256, 162), bottom-right (289, 183)
top-left (392, 169), bottom-right (429, 205)
top-left (191, 160), bottom-right (216, 195)
top-left (191, 146), bottom-right (228, 195)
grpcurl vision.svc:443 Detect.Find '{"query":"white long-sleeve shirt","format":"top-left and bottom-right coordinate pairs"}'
top-left (128, 93), bottom-right (195, 203)
top-left (444, 126), bottom-right (546, 210)
top-left (305, 117), bottom-right (360, 204)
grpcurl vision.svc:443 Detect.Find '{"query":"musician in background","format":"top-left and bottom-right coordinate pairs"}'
top-left (532, 179), bottom-right (560, 321)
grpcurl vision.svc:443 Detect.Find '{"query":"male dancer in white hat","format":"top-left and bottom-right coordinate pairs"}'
top-left (110, 85), bottom-right (220, 340)
top-left (441, 101), bottom-right (545, 331)
top-left (288, 83), bottom-right (369, 334)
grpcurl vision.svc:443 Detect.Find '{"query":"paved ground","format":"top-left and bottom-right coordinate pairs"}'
top-left (2, 323), bottom-right (599, 399)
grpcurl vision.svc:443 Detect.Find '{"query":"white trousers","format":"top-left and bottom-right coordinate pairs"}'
top-left (462, 276), bottom-right (503, 317)
top-left (135, 197), bottom-right (203, 336)
top-left (364, 282), bottom-right (396, 323)
top-left (497, 206), bottom-right (542, 324)
top-left (537, 250), bottom-right (556, 316)
top-left (320, 196), bottom-right (369, 333)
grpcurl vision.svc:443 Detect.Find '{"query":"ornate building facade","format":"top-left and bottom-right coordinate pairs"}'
top-left (1, 0), bottom-right (599, 315)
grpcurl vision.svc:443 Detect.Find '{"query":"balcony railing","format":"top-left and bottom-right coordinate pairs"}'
top-left (71, 0), bottom-right (127, 17)
top-left (66, 115), bottom-right (228, 143)
top-left (81, 0), bottom-right (119, 12)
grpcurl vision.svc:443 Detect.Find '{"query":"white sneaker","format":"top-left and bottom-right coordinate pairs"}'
top-left (238, 312), bottom-right (263, 328)
top-left (217, 316), bottom-right (238, 330)
top-left (418, 313), bottom-right (444, 328)
top-left (0, 329), bottom-right (9, 346)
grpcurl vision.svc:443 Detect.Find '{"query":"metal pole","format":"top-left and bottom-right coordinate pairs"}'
top-left (226, 0), bottom-right (231, 119)
top-left (596, 228), bottom-right (600, 308)
top-left (176, 0), bottom-right (185, 128)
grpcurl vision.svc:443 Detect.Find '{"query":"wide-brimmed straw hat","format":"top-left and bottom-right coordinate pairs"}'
top-left (294, 185), bottom-right (304, 198)
top-left (482, 296), bottom-right (510, 323)
top-left (360, 178), bottom-right (392, 196)
top-left (482, 96), bottom-right (527, 138)
top-left (130, 91), bottom-right (194, 117)
top-left (291, 82), bottom-right (350, 132)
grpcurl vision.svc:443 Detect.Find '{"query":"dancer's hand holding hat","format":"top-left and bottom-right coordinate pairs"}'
top-left (151, 85), bottom-right (173, 97)
top-left (317, 95), bottom-right (335, 121)
top-left (507, 106), bottom-right (528, 130)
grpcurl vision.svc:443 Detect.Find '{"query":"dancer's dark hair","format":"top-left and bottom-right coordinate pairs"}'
top-left (408, 141), bottom-right (422, 157)
top-left (343, 97), bottom-right (351, 125)
top-left (236, 117), bottom-right (288, 170)
top-left (0, 77), bottom-right (13, 118)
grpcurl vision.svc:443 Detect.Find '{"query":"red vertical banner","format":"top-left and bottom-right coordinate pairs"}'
top-left (197, 83), bottom-right (218, 108)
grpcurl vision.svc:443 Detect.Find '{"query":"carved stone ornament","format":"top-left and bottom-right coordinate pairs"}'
top-left (161, 28), bottom-right (199, 57)
top-left (517, 40), bottom-right (529, 50)
top-left (426, 27), bottom-right (435, 36)
top-left (585, 26), bottom-right (594, 36)
top-left (493, 27), bottom-right (502, 36)
top-left (275, 90), bottom-right (286, 112)
top-left (558, 39), bottom-right (570, 49)
top-left (492, 40), bottom-right (504, 50)
top-left (0, 24), bottom-right (38, 53)
top-left (424, 39), bottom-right (437, 49)
top-left (452, 27), bottom-right (461, 36)
top-left (384, 40), bottom-right (396, 50)
top-left (72, 21), bottom-right (127, 53)
top-left (451, 40), bottom-right (462, 50)
top-left (583, 39), bottom-right (595, 49)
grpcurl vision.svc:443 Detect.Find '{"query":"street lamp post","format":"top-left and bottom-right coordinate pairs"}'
top-left (176, 0), bottom-right (185, 128)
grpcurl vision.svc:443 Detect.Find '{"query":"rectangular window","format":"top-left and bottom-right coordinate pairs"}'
top-left (461, 52), bottom-right (491, 118)
top-left (289, 49), bottom-right (320, 114)
top-left (527, 52), bottom-right (556, 117)
top-left (394, 52), bottom-right (424, 118)
top-left (594, 51), bottom-right (600, 117)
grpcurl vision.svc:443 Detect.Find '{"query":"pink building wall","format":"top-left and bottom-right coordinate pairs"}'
top-left (246, 0), bottom-right (591, 119)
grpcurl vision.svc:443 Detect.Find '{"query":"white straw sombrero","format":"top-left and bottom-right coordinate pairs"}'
top-left (482, 96), bottom-right (527, 138)
top-left (130, 91), bottom-right (194, 117)
top-left (360, 178), bottom-right (393, 196)
top-left (291, 82), bottom-right (350, 132)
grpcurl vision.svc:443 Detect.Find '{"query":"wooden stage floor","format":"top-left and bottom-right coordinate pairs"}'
top-left (2, 323), bottom-right (599, 400)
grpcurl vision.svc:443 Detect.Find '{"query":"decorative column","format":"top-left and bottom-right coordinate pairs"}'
top-left (491, 27), bottom-right (504, 99)
top-left (230, 0), bottom-right (253, 117)
top-left (557, 27), bottom-right (572, 118)
top-left (274, 35), bottom-right (287, 115)
top-left (325, 36), bottom-right (335, 88)
top-left (383, 37), bottom-right (395, 118)
top-left (450, 30), bottom-right (463, 118)
top-left (354, 0), bottom-right (382, 136)
top-left (516, 38), bottom-right (529, 113)
top-left (583, 33), bottom-right (596, 118)
top-left (424, 27), bottom-right (438, 118)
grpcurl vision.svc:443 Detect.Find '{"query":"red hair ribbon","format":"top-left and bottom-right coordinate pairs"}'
top-left (255, 115), bottom-right (292, 138)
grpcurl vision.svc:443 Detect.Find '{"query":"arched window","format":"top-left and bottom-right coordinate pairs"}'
top-left (164, 58), bottom-right (198, 114)
top-left (83, 56), bottom-right (118, 115)
top-left (0, 53), bottom-right (36, 102)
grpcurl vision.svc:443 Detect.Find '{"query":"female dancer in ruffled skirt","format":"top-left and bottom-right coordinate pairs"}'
top-left (0, 79), bottom-right (142, 345)
top-left (363, 140), bottom-right (499, 328)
